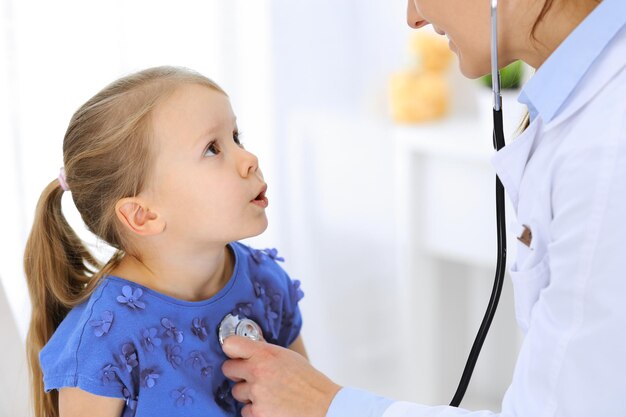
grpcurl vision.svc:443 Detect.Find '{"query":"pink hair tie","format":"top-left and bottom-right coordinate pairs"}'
top-left (58, 167), bottom-right (70, 192)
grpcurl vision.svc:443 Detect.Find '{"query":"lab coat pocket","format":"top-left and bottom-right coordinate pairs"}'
top-left (510, 254), bottom-right (550, 334)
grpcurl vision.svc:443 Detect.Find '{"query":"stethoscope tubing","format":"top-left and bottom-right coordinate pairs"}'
top-left (449, 0), bottom-right (508, 407)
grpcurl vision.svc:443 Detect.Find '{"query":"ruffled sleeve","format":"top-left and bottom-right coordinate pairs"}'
top-left (40, 281), bottom-right (139, 407)
top-left (247, 247), bottom-right (304, 347)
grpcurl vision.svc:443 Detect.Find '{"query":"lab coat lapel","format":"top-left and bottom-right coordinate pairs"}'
top-left (490, 119), bottom-right (542, 213)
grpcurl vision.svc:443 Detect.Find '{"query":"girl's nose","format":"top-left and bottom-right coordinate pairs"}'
top-left (407, 0), bottom-right (430, 29)
top-left (237, 147), bottom-right (260, 178)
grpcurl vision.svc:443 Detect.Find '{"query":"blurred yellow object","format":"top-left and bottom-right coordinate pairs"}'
top-left (409, 31), bottom-right (453, 73)
top-left (389, 71), bottom-right (449, 123)
top-left (388, 31), bottom-right (453, 123)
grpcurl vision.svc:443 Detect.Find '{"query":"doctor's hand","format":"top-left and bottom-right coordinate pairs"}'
top-left (222, 336), bottom-right (342, 417)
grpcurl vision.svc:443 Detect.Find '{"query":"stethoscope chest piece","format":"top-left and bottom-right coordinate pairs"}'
top-left (218, 313), bottom-right (263, 346)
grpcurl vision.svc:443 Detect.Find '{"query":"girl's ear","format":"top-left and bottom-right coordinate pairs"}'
top-left (115, 197), bottom-right (165, 236)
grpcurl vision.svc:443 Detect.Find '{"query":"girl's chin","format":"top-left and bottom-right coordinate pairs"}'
top-left (240, 218), bottom-right (269, 240)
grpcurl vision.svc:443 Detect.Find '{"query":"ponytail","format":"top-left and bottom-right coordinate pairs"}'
top-left (23, 179), bottom-right (121, 417)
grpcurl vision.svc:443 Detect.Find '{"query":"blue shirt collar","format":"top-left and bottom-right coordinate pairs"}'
top-left (519, 0), bottom-right (626, 123)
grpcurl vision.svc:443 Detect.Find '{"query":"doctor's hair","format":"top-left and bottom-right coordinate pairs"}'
top-left (530, 0), bottom-right (555, 41)
top-left (23, 66), bottom-right (225, 417)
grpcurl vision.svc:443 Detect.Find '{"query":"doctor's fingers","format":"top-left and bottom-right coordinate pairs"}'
top-left (241, 402), bottom-right (270, 417)
top-left (231, 381), bottom-right (252, 404)
top-left (232, 386), bottom-right (268, 417)
top-left (222, 358), bottom-right (252, 383)
top-left (232, 381), bottom-right (282, 417)
top-left (222, 339), bottom-right (282, 382)
top-left (223, 335), bottom-right (262, 360)
top-left (231, 379), bottom-right (283, 417)
top-left (223, 350), bottom-right (283, 385)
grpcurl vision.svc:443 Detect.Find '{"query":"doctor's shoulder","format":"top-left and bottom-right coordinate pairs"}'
top-left (559, 58), bottom-right (626, 151)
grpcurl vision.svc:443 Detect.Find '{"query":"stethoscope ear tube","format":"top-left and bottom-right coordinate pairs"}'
top-left (449, 0), bottom-right (508, 407)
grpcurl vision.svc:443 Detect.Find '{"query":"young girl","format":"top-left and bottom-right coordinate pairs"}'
top-left (23, 66), bottom-right (306, 417)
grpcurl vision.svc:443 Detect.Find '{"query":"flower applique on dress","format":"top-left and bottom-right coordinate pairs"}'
top-left (200, 363), bottom-right (213, 378)
top-left (123, 386), bottom-right (138, 411)
top-left (215, 379), bottom-right (236, 413)
top-left (282, 279), bottom-right (305, 328)
top-left (260, 289), bottom-right (283, 341)
top-left (289, 280), bottom-right (305, 305)
top-left (251, 247), bottom-right (293, 336)
top-left (185, 350), bottom-right (214, 379)
top-left (141, 368), bottom-right (160, 388)
top-left (165, 344), bottom-right (183, 369)
top-left (191, 317), bottom-right (209, 341)
top-left (161, 318), bottom-right (184, 343)
top-left (231, 302), bottom-right (253, 318)
top-left (185, 350), bottom-right (209, 371)
top-left (101, 363), bottom-right (121, 385)
top-left (253, 280), bottom-right (265, 298)
top-left (171, 387), bottom-right (194, 407)
top-left (140, 328), bottom-right (162, 352)
top-left (117, 286), bottom-right (146, 310)
top-left (89, 310), bottom-right (114, 337)
top-left (117, 343), bottom-right (139, 373)
top-left (251, 248), bottom-right (285, 264)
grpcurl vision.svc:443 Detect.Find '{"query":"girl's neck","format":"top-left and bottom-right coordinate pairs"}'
top-left (110, 244), bottom-right (235, 302)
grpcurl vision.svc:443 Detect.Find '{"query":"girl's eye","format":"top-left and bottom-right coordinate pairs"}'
top-left (234, 131), bottom-right (243, 147)
top-left (203, 141), bottom-right (220, 157)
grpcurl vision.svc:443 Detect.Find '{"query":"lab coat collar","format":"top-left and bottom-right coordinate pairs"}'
top-left (494, 0), bottom-right (626, 211)
top-left (490, 119), bottom-right (542, 212)
top-left (547, 27), bottom-right (626, 131)
top-left (518, 0), bottom-right (626, 126)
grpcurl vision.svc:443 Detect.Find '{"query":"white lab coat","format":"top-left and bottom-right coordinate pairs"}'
top-left (383, 18), bottom-right (626, 417)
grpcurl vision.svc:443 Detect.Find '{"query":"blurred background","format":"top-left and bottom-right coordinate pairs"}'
top-left (0, 1), bottom-right (530, 415)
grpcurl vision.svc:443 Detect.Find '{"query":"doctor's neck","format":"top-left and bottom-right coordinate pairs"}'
top-left (512, 0), bottom-right (601, 69)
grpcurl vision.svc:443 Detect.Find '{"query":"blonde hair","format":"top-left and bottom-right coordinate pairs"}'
top-left (23, 66), bottom-right (225, 417)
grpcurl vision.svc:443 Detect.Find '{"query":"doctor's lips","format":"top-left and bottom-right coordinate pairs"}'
top-left (251, 184), bottom-right (268, 208)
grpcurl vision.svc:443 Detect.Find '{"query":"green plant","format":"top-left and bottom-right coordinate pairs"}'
top-left (480, 60), bottom-right (524, 89)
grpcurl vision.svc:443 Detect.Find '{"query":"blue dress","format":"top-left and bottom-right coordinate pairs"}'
top-left (40, 242), bottom-right (304, 416)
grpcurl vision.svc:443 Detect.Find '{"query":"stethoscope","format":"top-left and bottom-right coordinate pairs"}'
top-left (218, 313), bottom-right (263, 346)
top-left (450, 0), bottom-right (508, 407)
top-left (218, 0), bottom-right (508, 408)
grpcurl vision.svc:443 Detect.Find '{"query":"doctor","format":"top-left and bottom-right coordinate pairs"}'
top-left (222, 0), bottom-right (626, 415)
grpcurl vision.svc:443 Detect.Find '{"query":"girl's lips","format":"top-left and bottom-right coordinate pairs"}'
top-left (251, 185), bottom-right (268, 208)
top-left (251, 195), bottom-right (269, 208)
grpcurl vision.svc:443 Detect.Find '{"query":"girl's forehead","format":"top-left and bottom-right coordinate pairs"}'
top-left (152, 84), bottom-right (234, 142)
top-left (160, 84), bottom-right (231, 117)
